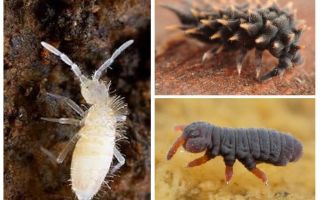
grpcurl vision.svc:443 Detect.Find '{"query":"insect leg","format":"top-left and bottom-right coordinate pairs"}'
top-left (41, 42), bottom-right (86, 83)
top-left (186, 152), bottom-right (211, 167)
top-left (250, 167), bottom-right (268, 185)
top-left (41, 133), bottom-right (81, 164)
top-left (110, 147), bottom-right (125, 174)
top-left (238, 156), bottom-right (268, 184)
top-left (93, 40), bottom-right (134, 80)
top-left (225, 165), bottom-right (233, 184)
top-left (259, 56), bottom-right (292, 81)
top-left (46, 92), bottom-right (85, 117)
top-left (259, 68), bottom-right (280, 81)
top-left (223, 156), bottom-right (236, 184)
top-left (41, 117), bottom-right (81, 126)
top-left (255, 49), bottom-right (263, 79)
top-left (202, 45), bottom-right (220, 62)
top-left (236, 49), bottom-right (248, 75)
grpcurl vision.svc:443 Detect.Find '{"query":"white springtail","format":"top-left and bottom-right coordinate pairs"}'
top-left (40, 40), bottom-right (133, 200)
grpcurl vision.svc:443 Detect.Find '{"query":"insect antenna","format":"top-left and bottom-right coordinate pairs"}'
top-left (41, 42), bottom-right (87, 83)
top-left (93, 40), bottom-right (134, 80)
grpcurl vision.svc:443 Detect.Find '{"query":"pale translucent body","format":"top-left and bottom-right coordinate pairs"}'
top-left (72, 105), bottom-right (116, 200)
top-left (40, 40), bottom-right (133, 200)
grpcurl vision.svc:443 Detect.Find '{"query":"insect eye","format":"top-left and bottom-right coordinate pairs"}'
top-left (190, 129), bottom-right (200, 137)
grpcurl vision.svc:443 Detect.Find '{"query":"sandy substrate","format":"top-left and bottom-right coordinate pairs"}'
top-left (155, 99), bottom-right (315, 200)
top-left (155, 0), bottom-right (315, 95)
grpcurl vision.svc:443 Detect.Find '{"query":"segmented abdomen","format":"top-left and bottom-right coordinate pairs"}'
top-left (71, 127), bottom-right (115, 200)
top-left (214, 126), bottom-right (302, 169)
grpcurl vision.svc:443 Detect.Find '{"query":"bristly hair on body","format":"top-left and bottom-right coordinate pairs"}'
top-left (162, 0), bottom-right (306, 81)
top-left (40, 39), bottom-right (134, 200)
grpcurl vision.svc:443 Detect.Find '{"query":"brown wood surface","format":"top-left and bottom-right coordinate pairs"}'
top-left (156, 0), bottom-right (315, 95)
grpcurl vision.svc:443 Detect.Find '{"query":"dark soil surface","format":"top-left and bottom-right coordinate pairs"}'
top-left (155, 0), bottom-right (315, 95)
top-left (4, 0), bottom-right (150, 200)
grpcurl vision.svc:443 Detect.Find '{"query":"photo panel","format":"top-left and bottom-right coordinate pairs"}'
top-left (156, 98), bottom-right (315, 199)
top-left (4, 1), bottom-right (150, 199)
top-left (155, 0), bottom-right (315, 95)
